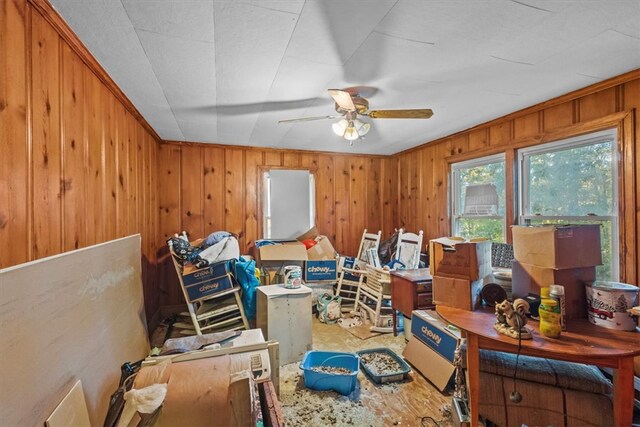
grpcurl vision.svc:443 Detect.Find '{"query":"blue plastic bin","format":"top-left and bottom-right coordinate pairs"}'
top-left (299, 350), bottom-right (359, 395)
top-left (357, 348), bottom-right (411, 384)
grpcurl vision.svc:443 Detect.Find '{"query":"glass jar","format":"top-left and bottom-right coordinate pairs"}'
top-left (539, 298), bottom-right (561, 338)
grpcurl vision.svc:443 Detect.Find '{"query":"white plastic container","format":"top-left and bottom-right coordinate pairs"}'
top-left (585, 281), bottom-right (639, 331)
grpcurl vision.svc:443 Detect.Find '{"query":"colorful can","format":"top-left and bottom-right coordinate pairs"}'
top-left (539, 299), bottom-right (561, 338)
top-left (283, 265), bottom-right (302, 289)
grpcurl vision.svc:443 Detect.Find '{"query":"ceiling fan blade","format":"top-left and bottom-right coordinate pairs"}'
top-left (328, 89), bottom-right (356, 111)
top-left (367, 109), bottom-right (434, 119)
top-left (278, 115), bottom-right (339, 124)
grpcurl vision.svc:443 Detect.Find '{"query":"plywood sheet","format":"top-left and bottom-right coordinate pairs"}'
top-left (45, 380), bottom-right (91, 427)
top-left (0, 235), bottom-right (150, 426)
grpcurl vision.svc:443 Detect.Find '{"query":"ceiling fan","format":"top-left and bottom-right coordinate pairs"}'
top-left (278, 88), bottom-right (433, 143)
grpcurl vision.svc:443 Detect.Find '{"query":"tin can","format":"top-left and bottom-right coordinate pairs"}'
top-left (283, 265), bottom-right (302, 289)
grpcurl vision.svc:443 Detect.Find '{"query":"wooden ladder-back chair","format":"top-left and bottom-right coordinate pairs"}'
top-left (352, 265), bottom-right (394, 332)
top-left (168, 240), bottom-right (249, 335)
top-left (393, 229), bottom-right (424, 270)
top-left (335, 229), bottom-right (382, 311)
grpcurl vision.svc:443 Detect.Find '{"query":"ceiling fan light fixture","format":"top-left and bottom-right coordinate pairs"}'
top-left (344, 124), bottom-right (360, 141)
top-left (353, 119), bottom-right (371, 137)
top-left (332, 119), bottom-right (349, 136)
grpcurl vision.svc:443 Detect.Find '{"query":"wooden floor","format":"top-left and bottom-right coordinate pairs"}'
top-left (278, 317), bottom-right (455, 427)
top-left (150, 315), bottom-right (457, 426)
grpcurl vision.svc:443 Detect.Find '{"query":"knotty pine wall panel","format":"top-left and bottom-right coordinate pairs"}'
top-left (395, 72), bottom-right (639, 284)
top-left (1, 2), bottom-right (161, 321)
top-left (61, 42), bottom-right (86, 251)
top-left (31, 9), bottom-right (62, 259)
top-left (0, 0), bottom-right (29, 266)
top-left (157, 143), bottom-right (396, 306)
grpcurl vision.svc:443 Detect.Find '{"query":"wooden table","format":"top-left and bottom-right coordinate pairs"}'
top-left (437, 306), bottom-right (640, 427)
top-left (390, 268), bottom-right (433, 336)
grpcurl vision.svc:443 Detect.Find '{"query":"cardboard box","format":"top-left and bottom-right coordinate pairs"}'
top-left (432, 275), bottom-right (483, 311)
top-left (429, 238), bottom-right (492, 280)
top-left (337, 256), bottom-right (365, 282)
top-left (403, 310), bottom-right (461, 391)
top-left (305, 236), bottom-right (337, 261)
top-left (410, 310), bottom-right (461, 363)
top-left (256, 241), bottom-right (308, 262)
top-left (256, 284), bottom-right (312, 365)
top-left (511, 225), bottom-right (602, 269)
top-left (181, 261), bottom-right (234, 302)
top-left (511, 260), bottom-right (594, 319)
top-left (297, 228), bottom-right (337, 261)
top-left (303, 260), bottom-right (337, 282)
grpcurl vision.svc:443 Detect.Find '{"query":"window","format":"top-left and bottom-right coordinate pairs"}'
top-left (262, 169), bottom-right (316, 239)
top-left (518, 129), bottom-right (618, 280)
top-left (451, 153), bottom-right (506, 242)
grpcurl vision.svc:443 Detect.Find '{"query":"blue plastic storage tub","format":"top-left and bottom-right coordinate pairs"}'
top-left (299, 350), bottom-right (359, 395)
top-left (356, 348), bottom-right (411, 384)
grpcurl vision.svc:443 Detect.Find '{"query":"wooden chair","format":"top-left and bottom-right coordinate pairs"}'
top-left (392, 229), bottom-right (423, 269)
top-left (352, 265), bottom-right (394, 332)
top-left (335, 229), bottom-right (382, 311)
top-left (168, 241), bottom-right (249, 335)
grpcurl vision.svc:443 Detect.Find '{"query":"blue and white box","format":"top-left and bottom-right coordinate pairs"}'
top-left (410, 310), bottom-right (461, 363)
top-left (403, 310), bottom-right (462, 391)
top-left (304, 260), bottom-right (337, 282)
top-left (181, 260), bottom-right (234, 302)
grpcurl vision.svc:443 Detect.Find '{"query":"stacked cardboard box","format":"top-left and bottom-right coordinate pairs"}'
top-left (511, 225), bottom-right (602, 319)
top-left (429, 238), bottom-right (492, 311)
top-left (254, 227), bottom-right (338, 283)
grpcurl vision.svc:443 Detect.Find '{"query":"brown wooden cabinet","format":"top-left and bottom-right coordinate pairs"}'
top-left (390, 268), bottom-right (434, 335)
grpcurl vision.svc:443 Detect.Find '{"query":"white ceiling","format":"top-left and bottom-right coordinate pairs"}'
top-left (50, 0), bottom-right (640, 155)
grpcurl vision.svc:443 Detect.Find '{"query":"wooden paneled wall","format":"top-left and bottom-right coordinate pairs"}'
top-left (0, 0), bottom-right (160, 319)
top-left (157, 142), bottom-right (397, 306)
top-left (395, 71), bottom-right (639, 284)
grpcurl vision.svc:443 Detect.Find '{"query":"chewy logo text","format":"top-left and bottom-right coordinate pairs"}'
top-left (421, 326), bottom-right (442, 345)
top-left (308, 266), bottom-right (332, 273)
top-left (199, 282), bottom-right (220, 292)
top-left (193, 270), bottom-right (212, 279)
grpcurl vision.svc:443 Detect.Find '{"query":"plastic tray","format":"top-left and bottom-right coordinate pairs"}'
top-left (299, 350), bottom-right (359, 395)
top-left (356, 348), bottom-right (411, 384)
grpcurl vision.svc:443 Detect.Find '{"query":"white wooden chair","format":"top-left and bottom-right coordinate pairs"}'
top-left (335, 229), bottom-right (382, 311)
top-left (168, 241), bottom-right (249, 335)
top-left (393, 229), bottom-right (424, 269)
top-left (351, 265), bottom-right (394, 332)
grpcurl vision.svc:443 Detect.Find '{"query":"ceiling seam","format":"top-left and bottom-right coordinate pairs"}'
top-left (238, 1), bottom-right (299, 16)
top-left (120, 0), bottom-right (186, 141)
top-left (339, 0), bottom-right (400, 68)
top-left (134, 27), bottom-right (214, 44)
top-left (372, 30), bottom-right (435, 46)
top-left (509, 0), bottom-right (554, 13)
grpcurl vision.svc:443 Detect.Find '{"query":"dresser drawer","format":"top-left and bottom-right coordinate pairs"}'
top-left (416, 292), bottom-right (433, 308)
top-left (414, 280), bottom-right (432, 293)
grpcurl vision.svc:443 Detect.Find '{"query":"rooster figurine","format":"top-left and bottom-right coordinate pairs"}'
top-left (494, 299), bottom-right (532, 339)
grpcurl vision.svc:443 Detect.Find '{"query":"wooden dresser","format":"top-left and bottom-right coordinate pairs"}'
top-left (390, 268), bottom-right (434, 336)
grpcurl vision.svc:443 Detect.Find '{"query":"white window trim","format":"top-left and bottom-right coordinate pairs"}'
top-left (517, 128), bottom-right (619, 280)
top-left (451, 153), bottom-right (506, 239)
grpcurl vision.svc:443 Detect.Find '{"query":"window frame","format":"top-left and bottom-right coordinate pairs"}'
top-left (517, 128), bottom-right (619, 280)
top-left (450, 152), bottom-right (507, 241)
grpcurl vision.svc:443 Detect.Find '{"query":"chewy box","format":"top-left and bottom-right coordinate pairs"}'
top-left (181, 260), bottom-right (233, 302)
top-left (410, 310), bottom-right (461, 363)
top-left (304, 260), bottom-right (337, 281)
top-left (357, 348), bottom-right (411, 384)
top-left (300, 350), bottom-right (359, 395)
top-left (338, 256), bottom-right (363, 282)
